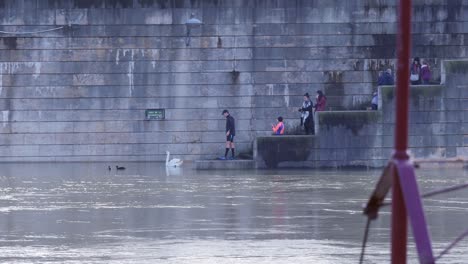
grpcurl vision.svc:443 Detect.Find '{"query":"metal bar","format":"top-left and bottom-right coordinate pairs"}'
top-left (393, 0), bottom-right (412, 159)
top-left (422, 183), bottom-right (468, 199)
top-left (381, 182), bottom-right (468, 207)
top-left (363, 165), bottom-right (393, 220)
top-left (435, 228), bottom-right (468, 261)
top-left (395, 160), bottom-right (435, 263)
top-left (358, 218), bottom-right (372, 264)
top-left (391, 0), bottom-right (413, 261)
top-left (392, 167), bottom-right (407, 264)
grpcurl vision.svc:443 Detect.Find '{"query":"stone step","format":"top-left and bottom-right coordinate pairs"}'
top-left (195, 159), bottom-right (256, 170)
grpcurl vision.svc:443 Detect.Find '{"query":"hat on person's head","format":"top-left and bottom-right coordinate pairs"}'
top-left (304, 93), bottom-right (310, 98)
top-left (222, 109), bottom-right (229, 115)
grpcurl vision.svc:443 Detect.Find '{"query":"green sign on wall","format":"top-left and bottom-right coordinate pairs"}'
top-left (145, 109), bottom-right (165, 120)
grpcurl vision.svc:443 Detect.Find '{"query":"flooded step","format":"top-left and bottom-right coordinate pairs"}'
top-left (195, 159), bottom-right (256, 170)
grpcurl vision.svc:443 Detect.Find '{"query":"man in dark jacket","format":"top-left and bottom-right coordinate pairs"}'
top-left (221, 109), bottom-right (235, 160)
top-left (377, 69), bottom-right (395, 86)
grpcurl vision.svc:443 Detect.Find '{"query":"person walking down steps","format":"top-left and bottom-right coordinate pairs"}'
top-left (220, 109), bottom-right (236, 160)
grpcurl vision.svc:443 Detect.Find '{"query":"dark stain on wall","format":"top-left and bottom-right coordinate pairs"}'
top-left (189, 0), bottom-right (203, 8)
top-left (175, 0), bottom-right (203, 8)
top-left (364, 2), bottom-right (389, 16)
top-left (372, 34), bottom-right (396, 47)
top-left (3, 37), bottom-right (17, 50)
top-left (73, 0), bottom-right (105, 8)
top-left (105, 0), bottom-right (134, 8)
top-left (62, 25), bottom-right (75, 37)
top-left (231, 70), bottom-right (240, 83)
top-left (136, 0), bottom-right (160, 8)
top-left (353, 60), bottom-right (362, 71)
top-left (206, 0), bottom-right (220, 7)
top-left (447, 0), bottom-right (463, 22)
top-left (319, 111), bottom-right (380, 136)
top-left (323, 70), bottom-right (344, 101)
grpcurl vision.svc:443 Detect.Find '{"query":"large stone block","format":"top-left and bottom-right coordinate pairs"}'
top-left (317, 111), bottom-right (381, 136)
top-left (195, 160), bottom-right (256, 170)
top-left (255, 135), bottom-right (318, 168)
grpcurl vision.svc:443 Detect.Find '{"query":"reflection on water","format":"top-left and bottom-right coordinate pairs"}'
top-left (0, 163), bottom-right (466, 263)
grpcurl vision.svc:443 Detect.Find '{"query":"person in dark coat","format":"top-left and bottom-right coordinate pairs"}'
top-left (221, 109), bottom-right (236, 160)
top-left (378, 69), bottom-right (395, 86)
top-left (299, 93), bottom-right (314, 135)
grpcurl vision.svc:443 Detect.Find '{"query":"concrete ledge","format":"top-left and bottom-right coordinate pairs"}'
top-left (195, 159), bottom-right (256, 170)
top-left (316, 111), bottom-right (381, 136)
top-left (255, 135), bottom-right (318, 169)
top-left (380, 85), bottom-right (444, 102)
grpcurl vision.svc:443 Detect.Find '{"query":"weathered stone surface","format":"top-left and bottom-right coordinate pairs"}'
top-left (0, 1), bottom-right (465, 162)
top-left (195, 159), bottom-right (256, 170)
top-left (255, 136), bottom-right (318, 168)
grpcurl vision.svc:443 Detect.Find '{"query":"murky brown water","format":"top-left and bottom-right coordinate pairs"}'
top-left (0, 163), bottom-right (466, 263)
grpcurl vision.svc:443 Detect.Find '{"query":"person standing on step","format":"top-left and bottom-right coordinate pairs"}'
top-left (314, 90), bottom-right (327, 112)
top-left (221, 109), bottom-right (235, 160)
top-left (420, 61), bottom-right (431, 84)
top-left (378, 68), bottom-right (394, 86)
top-left (299, 93), bottom-right (314, 135)
top-left (410, 57), bottom-right (421, 85)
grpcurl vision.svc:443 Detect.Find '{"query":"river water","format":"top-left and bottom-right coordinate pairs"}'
top-left (0, 163), bottom-right (466, 263)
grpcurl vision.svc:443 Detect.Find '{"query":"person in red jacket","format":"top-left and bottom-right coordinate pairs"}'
top-left (272, 116), bottom-right (285, 135)
top-left (314, 90), bottom-right (327, 112)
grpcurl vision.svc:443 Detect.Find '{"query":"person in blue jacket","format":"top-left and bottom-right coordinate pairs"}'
top-left (378, 69), bottom-right (394, 86)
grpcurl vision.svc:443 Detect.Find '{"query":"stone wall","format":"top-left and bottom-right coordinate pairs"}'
top-left (0, 0), bottom-right (467, 161)
top-left (255, 60), bottom-right (467, 168)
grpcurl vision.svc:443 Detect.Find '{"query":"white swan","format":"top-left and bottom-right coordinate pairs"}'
top-left (166, 151), bottom-right (183, 167)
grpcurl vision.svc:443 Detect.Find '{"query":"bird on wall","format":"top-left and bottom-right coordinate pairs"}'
top-left (166, 151), bottom-right (183, 167)
top-left (116, 166), bottom-right (126, 170)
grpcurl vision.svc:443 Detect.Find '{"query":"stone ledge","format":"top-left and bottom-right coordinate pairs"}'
top-left (380, 85), bottom-right (444, 103)
top-left (316, 111), bottom-right (381, 136)
top-left (255, 135), bottom-right (318, 168)
top-left (194, 159), bottom-right (256, 170)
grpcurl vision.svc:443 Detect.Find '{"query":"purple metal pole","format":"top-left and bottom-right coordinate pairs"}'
top-left (396, 160), bottom-right (435, 263)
